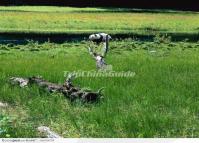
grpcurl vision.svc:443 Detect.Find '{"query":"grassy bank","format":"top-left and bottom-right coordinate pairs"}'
top-left (0, 39), bottom-right (199, 137)
top-left (0, 6), bottom-right (198, 35)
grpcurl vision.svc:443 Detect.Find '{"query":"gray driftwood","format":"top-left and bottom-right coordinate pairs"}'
top-left (10, 75), bottom-right (103, 102)
top-left (10, 77), bottom-right (29, 87)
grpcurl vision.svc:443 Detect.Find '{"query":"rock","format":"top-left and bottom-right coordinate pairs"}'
top-left (38, 126), bottom-right (62, 138)
top-left (0, 102), bottom-right (8, 107)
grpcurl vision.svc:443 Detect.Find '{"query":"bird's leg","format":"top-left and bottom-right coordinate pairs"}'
top-left (101, 35), bottom-right (109, 57)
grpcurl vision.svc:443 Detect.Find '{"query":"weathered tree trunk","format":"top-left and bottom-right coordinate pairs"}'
top-left (10, 75), bottom-right (103, 102)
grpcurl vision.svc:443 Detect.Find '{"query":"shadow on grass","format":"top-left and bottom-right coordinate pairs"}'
top-left (0, 32), bottom-right (199, 45)
top-left (137, 27), bottom-right (168, 32)
top-left (0, 8), bottom-right (198, 14)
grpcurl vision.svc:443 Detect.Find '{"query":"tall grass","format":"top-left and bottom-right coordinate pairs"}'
top-left (0, 39), bottom-right (199, 137)
top-left (0, 6), bottom-right (198, 34)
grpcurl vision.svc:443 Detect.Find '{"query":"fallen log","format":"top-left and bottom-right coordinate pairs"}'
top-left (10, 77), bottom-right (29, 88)
top-left (10, 75), bottom-right (103, 102)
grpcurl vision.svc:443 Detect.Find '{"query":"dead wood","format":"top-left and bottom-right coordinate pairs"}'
top-left (10, 75), bottom-right (103, 102)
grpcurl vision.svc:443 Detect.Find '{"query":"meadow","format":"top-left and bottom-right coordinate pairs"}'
top-left (0, 6), bottom-right (199, 138)
top-left (0, 6), bottom-right (199, 35)
top-left (1, 37), bottom-right (199, 137)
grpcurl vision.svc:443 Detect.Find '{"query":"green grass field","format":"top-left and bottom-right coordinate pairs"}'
top-left (0, 6), bottom-right (199, 34)
top-left (0, 6), bottom-right (199, 138)
top-left (1, 38), bottom-right (199, 137)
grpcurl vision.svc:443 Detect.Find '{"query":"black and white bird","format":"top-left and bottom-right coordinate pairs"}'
top-left (88, 33), bottom-right (111, 70)
top-left (89, 33), bottom-right (112, 44)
